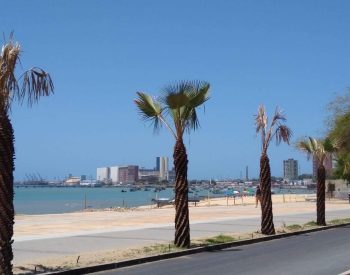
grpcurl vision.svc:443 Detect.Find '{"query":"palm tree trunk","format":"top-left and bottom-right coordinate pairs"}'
top-left (260, 153), bottom-right (275, 235)
top-left (173, 139), bottom-right (190, 248)
top-left (0, 111), bottom-right (15, 275)
top-left (316, 166), bottom-right (326, 226)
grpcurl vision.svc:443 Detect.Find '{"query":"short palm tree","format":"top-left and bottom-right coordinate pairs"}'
top-left (0, 37), bottom-right (54, 274)
top-left (135, 80), bottom-right (210, 248)
top-left (296, 137), bottom-right (337, 226)
top-left (255, 105), bottom-right (292, 235)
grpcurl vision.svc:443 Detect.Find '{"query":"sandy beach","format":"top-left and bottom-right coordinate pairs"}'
top-left (12, 194), bottom-right (350, 274)
top-left (14, 194), bottom-right (348, 241)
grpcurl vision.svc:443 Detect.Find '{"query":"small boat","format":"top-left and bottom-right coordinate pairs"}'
top-left (152, 197), bottom-right (173, 207)
top-left (121, 189), bottom-right (127, 193)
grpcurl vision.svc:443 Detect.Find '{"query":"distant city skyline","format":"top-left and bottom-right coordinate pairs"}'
top-left (2, 1), bottom-right (349, 180)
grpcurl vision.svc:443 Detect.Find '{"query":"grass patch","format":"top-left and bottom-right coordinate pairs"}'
top-left (304, 221), bottom-right (318, 227)
top-left (328, 218), bottom-right (350, 225)
top-left (203, 234), bottom-right (235, 245)
top-left (137, 244), bottom-right (181, 255)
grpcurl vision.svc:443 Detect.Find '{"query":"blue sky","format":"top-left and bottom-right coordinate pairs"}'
top-left (1, 0), bottom-right (350, 180)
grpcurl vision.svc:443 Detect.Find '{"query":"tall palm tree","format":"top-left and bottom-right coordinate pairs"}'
top-left (135, 81), bottom-right (210, 248)
top-left (255, 105), bottom-right (292, 235)
top-left (296, 137), bottom-right (337, 226)
top-left (0, 37), bottom-right (54, 274)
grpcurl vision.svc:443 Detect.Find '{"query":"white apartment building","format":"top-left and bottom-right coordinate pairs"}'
top-left (110, 166), bottom-right (119, 183)
top-left (96, 167), bottom-right (110, 183)
top-left (156, 156), bottom-right (169, 181)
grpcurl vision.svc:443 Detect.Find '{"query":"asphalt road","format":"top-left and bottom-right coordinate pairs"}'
top-left (94, 225), bottom-right (350, 275)
top-left (13, 209), bottom-right (350, 265)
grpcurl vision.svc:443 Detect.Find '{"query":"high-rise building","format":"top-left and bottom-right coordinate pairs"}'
top-left (110, 166), bottom-right (119, 183)
top-left (283, 159), bottom-right (298, 180)
top-left (156, 157), bottom-right (161, 171)
top-left (96, 167), bottom-right (110, 183)
top-left (313, 154), bottom-right (333, 178)
top-left (118, 165), bottom-right (139, 183)
top-left (156, 156), bottom-right (169, 181)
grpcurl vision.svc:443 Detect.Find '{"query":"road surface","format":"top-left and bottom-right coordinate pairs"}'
top-left (94, 225), bottom-right (350, 275)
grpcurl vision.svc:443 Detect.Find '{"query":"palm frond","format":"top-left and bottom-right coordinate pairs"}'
top-left (255, 105), bottom-right (267, 134)
top-left (323, 137), bottom-right (338, 153)
top-left (161, 81), bottom-right (191, 108)
top-left (296, 136), bottom-right (336, 164)
top-left (185, 81), bottom-right (210, 108)
top-left (165, 92), bottom-right (189, 109)
top-left (134, 92), bottom-right (163, 132)
top-left (271, 107), bottom-right (286, 127)
top-left (256, 105), bottom-right (292, 154)
top-left (20, 67), bottom-right (54, 106)
top-left (275, 125), bottom-right (292, 145)
top-left (255, 105), bottom-right (268, 151)
top-left (296, 139), bottom-right (314, 160)
top-left (0, 39), bottom-right (54, 111)
top-left (309, 137), bottom-right (319, 153)
top-left (136, 80), bottom-right (210, 139)
top-left (0, 40), bottom-right (21, 110)
top-left (182, 107), bottom-right (200, 132)
top-left (181, 81), bottom-right (210, 132)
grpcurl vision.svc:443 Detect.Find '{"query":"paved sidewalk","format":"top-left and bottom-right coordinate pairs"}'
top-left (13, 208), bottom-right (350, 265)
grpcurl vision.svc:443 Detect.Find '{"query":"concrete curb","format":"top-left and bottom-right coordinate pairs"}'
top-left (44, 222), bottom-right (350, 275)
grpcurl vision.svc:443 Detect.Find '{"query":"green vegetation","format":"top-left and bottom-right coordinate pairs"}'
top-left (326, 91), bottom-right (350, 181)
top-left (135, 81), bottom-right (210, 248)
top-left (328, 218), bottom-right (350, 225)
top-left (202, 235), bottom-right (236, 245)
top-left (304, 221), bottom-right (318, 227)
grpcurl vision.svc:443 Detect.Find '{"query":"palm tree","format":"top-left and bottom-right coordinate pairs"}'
top-left (296, 137), bottom-right (337, 226)
top-left (135, 81), bottom-right (210, 248)
top-left (255, 105), bottom-right (292, 235)
top-left (0, 37), bottom-right (54, 274)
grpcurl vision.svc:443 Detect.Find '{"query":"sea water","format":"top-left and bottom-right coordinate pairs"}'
top-left (14, 186), bottom-right (315, 215)
top-left (14, 187), bottom-right (175, 214)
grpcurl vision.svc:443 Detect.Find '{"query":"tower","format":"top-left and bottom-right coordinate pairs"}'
top-left (156, 156), bottom-right (169, 181)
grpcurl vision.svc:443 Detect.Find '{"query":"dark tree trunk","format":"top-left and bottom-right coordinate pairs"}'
top-left (0, 111), bottom-right (15, 275)
top-left (173, 139), bottom-right (190, 248)
top-left (259, 153), bottom-right (275, 235)
top-left (317, 166), bottom-right (326, 226)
